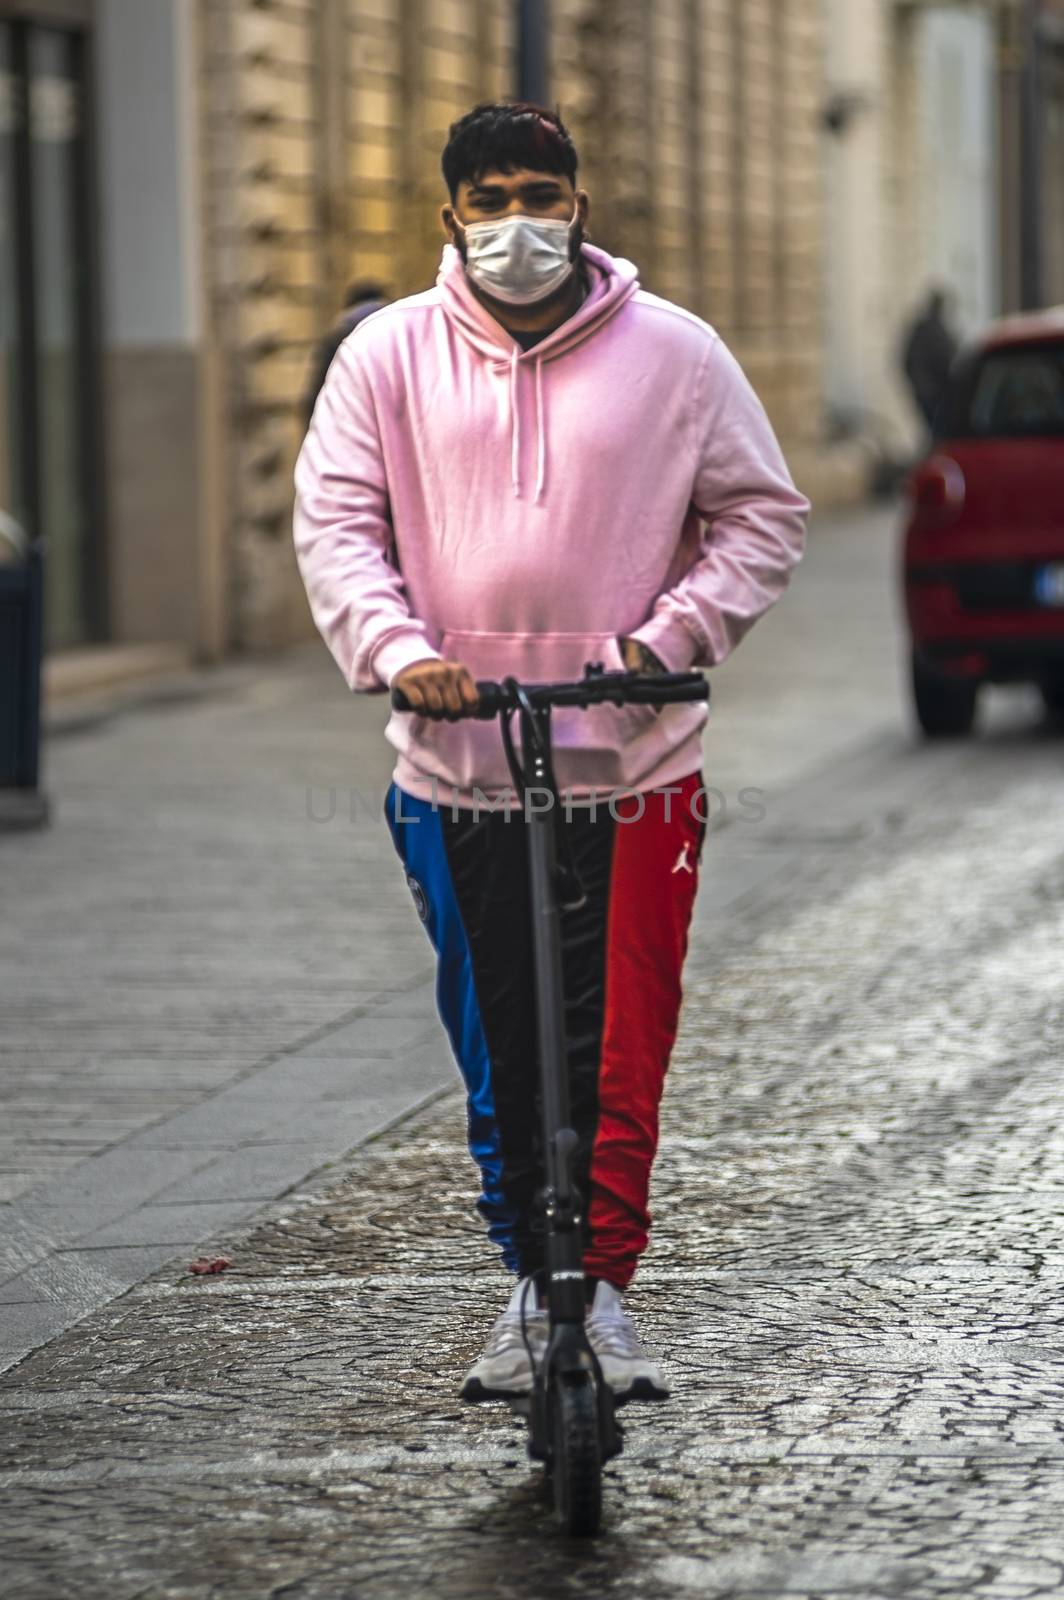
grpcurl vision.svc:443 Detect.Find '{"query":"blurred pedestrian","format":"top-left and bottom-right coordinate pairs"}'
top-left (0, 509), bottom-right (28, 565)
top-left (302, 280), bottom-right (389, 432)
top-left (901, 287), bottom-right (959, 434)
top-left (294, 100), bottom-right (809, 1401)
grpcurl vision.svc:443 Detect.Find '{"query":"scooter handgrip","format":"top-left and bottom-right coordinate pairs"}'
top-left (390, 679), bottom-right (504, 718)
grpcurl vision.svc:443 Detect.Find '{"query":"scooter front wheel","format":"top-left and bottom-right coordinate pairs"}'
top-left (550, 1376), bottom-right (603, 1537)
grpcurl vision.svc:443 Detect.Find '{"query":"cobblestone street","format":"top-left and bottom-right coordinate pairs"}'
top-left (4, 509), bottom-right (1064, 1596)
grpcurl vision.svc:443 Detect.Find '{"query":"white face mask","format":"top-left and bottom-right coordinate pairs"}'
top-left (459, 203), bottom-right (580, 306)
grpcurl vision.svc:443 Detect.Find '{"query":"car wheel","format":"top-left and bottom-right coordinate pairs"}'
top-left (1039, 678), bottom-right (1064, 716)
top-left (911, 650), bottom-right (978, 738)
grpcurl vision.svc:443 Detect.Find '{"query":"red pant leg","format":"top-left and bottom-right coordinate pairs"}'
top-left (582, 770), bottom-right (706, 1290)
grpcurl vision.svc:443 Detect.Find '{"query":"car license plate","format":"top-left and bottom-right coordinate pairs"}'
top-left (1034, 563), bottom-right (1064, 607)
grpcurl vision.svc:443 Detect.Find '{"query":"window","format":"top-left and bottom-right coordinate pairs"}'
top-left (942, 343), bottom-right (1064, 440)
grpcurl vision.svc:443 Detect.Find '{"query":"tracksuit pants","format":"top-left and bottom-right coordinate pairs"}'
top-left (383, 770), bottom-right (706, 1291)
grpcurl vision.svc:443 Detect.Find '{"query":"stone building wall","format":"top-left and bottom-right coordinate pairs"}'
top-left (197, 0), bottom-right (512, 650)
top-left (551, 0), bottom-right (828, 467)
top-left (1040, 0), bottom-right (1064, 305)
top-left (823, 0), bottom-right (1004, 461)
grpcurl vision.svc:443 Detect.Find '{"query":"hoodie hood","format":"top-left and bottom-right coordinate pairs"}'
top-left (437, 240), bottom-right (640, 502)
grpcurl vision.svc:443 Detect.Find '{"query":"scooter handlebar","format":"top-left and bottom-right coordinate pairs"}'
top-left (390, 664), bottom-right (709, 719)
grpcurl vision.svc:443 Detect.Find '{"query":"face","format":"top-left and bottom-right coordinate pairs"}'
top-left (441, 167), bottom-right (590, 256)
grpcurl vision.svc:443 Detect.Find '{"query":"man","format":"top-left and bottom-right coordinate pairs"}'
top-left (301, 279), bottom-right (389, 433)
top-left (294, 103), bottom-right (809, 1401)
top-left (901, 287), bottom-right (959, 435)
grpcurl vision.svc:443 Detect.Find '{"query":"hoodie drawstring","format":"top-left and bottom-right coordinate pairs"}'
top-left (437, 241), bottom-right (641, 505)
top-left (507, 347), bottom-right (547, 503)
top-left (533, 357), bottom-right (545, 504)
top-left (509, 346), bottom-right (521, 500)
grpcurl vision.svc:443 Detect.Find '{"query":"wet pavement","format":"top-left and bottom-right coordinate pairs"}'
top-left (4, 697), bottom-right (1064, 1596)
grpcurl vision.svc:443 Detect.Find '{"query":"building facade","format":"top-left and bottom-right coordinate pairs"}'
top-left (3, 0), bottom-right (1058, 669)
top-left (1034, 0), bottom-right (1064, 307)
top-left (197, 0), bottom-right (515, 652)
top-left (551, 0), bottom-right (835, 501)
top-left (822, 0), bottom-right (1000, 459)
top-left (822, 0), bottom-right (1064, 461)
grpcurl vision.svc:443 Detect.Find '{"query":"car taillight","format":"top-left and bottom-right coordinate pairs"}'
top-left (908, 455), bottom-right (966, 529)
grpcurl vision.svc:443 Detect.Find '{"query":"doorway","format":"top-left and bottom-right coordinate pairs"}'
top-left (0, 3), bottom-right (102, 651)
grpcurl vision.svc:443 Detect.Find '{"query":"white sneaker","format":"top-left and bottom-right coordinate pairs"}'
top-left (586, 1280), bottom-right (670, 1400)
top-left (460, 1277), bottom-right (548, 1402)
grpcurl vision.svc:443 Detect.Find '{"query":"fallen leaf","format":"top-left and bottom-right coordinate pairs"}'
top-left (188, 1256), bottom-right (233, 1276)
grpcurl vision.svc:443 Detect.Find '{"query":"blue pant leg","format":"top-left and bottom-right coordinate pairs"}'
top-left (383, 782), bottom-right (519, 1270)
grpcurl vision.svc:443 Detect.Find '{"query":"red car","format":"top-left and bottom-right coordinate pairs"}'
top-left (903, 307), bottom-right (1064, 736)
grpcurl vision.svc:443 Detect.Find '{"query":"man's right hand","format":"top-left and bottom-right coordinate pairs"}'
top-left (392, 658), bottom-right (480, 719)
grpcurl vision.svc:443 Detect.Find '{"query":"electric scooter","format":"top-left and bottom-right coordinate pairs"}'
top-left (392, 659), bottom-right (710, 1536)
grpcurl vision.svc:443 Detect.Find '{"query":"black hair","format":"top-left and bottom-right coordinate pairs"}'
top-left (344, 279), bottom-right (387, 307)
top-left (441, 101), bottom-right (578, 202)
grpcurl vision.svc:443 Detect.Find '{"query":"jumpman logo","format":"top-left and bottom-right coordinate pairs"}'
top-left (671, 843), bottom-right (693, 875)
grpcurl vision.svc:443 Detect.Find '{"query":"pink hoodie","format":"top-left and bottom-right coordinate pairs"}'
top-left (294, 241), bottom-right (810, 809)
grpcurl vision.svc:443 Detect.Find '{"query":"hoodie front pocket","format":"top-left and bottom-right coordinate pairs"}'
top-left (389, 629), bottom-right (669, 795)
top-left (599, 633), bottom-right (667, 734)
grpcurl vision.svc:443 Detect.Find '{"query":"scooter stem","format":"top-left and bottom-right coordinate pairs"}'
top-left (521, 705), bottom-right (589, 1327)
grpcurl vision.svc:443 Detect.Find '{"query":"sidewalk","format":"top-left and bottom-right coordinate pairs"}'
top-left (1, 643), bottom-right (451, 1369)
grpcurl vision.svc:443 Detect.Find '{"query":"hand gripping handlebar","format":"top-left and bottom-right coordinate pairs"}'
top-left (389, 661), bottom-right (709, 912)
top-left (389, 661), bottom-right (710, 720)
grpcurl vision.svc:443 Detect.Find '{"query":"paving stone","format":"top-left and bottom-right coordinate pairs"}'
top-left (0, 1301), bottom-right (74, 1363)
top-left (85, 1201), bottom-right (261, 1249)
top-left (147, 1142), bottom-right (346, 1204)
